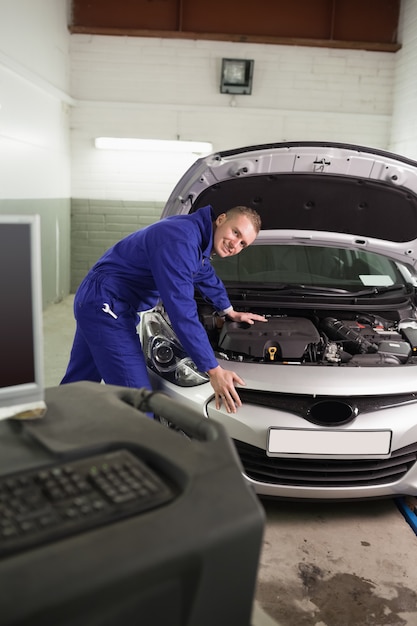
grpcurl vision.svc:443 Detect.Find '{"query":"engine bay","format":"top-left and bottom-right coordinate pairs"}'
top-left (200, 309), bottom-right (417, 366)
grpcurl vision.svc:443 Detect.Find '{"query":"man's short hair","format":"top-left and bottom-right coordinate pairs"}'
top-left (226, 206), bottom-right (262, 234)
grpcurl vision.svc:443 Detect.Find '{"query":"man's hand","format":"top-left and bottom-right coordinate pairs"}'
top-left (227, 310), bottom-right (267, 325)
top-left (207, 365), bottom-right (245, 414)
top-left (206, 311), bottom-right (266, 412)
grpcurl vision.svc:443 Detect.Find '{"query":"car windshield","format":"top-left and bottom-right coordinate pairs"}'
top-left (211, 244), bottom-right (403, 290)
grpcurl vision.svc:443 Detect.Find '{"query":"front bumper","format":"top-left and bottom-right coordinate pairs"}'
top-left (149, 371), bottom-right (417, 500)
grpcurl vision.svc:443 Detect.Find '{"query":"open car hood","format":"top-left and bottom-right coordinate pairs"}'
top-left (162, 142), bottom-right (417, 269)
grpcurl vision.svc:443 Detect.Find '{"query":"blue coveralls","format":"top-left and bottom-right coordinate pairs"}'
top-left (61, 206), bottom-right (232, 389)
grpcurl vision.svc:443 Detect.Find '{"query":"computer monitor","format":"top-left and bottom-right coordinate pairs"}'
top-left (0, 214), bottom-right (46, 419)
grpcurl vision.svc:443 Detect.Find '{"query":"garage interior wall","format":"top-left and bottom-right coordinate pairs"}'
top-left (0, 0), bottom-right (71, 307)
top-left (389, 0), bottom-right (417, 157)
top-left (1, 0), bottom-right (417, 301)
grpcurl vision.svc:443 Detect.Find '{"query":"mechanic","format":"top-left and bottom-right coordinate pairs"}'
top-left (61, 205), bottom-right (267, 413)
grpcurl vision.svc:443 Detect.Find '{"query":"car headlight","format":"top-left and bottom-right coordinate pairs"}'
top-left (141, 310), bottom-right (209, 387)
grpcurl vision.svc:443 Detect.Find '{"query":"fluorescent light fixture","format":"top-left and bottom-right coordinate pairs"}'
top-left (94, 137), bottom-right (213, 155)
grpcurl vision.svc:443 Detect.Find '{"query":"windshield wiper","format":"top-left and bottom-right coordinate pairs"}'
top-left (344, 284), bottom-right (407, 296)
top-left (226, 283), bottom-right (407, 297)
top-left (226, 283), bottom-right (352, 296)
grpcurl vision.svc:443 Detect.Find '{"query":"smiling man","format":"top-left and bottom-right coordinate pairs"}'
top-left (61, 205), bottom-right (266, 413)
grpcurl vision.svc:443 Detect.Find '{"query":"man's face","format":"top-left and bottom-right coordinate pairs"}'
top-left (212, 212), bottom-right (258, 258)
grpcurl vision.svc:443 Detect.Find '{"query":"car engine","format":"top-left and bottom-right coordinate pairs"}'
top-left (201, 312), bottom-right (417, 366)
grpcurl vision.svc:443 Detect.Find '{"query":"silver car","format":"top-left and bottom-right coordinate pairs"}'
top-left (139, 141), bottom-right (417, 500)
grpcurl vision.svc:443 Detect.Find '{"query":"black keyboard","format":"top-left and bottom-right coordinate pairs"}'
top-left (0, 449), bottom-right (175, 558)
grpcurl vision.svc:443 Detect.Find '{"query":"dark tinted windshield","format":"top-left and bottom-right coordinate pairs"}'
top-left (211, 244), bottom-right (402, 288)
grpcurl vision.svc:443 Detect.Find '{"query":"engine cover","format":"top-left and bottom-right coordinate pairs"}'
top-left (218, 317), bottom-right (321, 361)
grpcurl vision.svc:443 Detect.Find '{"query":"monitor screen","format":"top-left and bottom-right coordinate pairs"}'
top-left (0, 214), bottom-right (46, 419)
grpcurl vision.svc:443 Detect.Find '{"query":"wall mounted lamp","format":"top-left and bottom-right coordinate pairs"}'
top-left (94, 137), bottom-right (213, 155)
top-left (220, 58), bottom-right (254, 95)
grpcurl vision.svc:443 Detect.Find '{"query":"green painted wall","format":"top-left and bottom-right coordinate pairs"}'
top-left (70, 199), bottom-right (163, 292)
top-left (0, 199), bottom-right (71, 309)
top-left (0, 199), bottom-right (164, 307)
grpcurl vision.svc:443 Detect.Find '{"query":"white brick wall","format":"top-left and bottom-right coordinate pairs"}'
top-left (70, 35), bottom-right (396, 202)
top-left (390, 0), bottom-right (417, 159)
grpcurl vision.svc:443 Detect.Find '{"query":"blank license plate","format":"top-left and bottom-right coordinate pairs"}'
top-left (267, 428), bottom-right (392, 456)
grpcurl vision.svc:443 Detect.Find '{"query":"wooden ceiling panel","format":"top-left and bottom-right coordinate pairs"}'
top-left (333, 0), bottom-right (400, 43)
top-left (70, 0), bottom-right (401, 52)
top-left (71, 0), bottom-right (179, 31)
top-left (182, 0), bottom-right (333, 39)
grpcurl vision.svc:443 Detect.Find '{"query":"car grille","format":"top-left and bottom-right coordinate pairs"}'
top-left (237, 389), bottom-right (417, 425)
top-left (233, 440), bottom-right (417, 488)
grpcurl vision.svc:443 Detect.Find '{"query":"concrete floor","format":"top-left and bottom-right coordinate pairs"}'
top-left (43, 296), bottom-right (417, 626)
